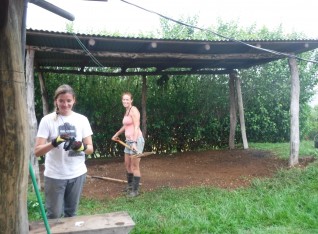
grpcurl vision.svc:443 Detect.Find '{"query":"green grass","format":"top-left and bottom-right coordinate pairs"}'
top-left (28, 141), bottom-right (318, 233)
top-left (249, 140), bottom-right (318, 159)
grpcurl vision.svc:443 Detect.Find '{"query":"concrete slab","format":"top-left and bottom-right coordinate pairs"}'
top-left (29, 211), bottom-right (135, 234)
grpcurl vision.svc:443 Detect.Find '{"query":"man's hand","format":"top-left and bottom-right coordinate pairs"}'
top-left (51, 134), bottom-right (70, 147)
top-left (71, 141), bottom-right (87, 151)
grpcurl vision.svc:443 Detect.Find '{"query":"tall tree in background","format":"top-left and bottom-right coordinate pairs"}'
top-left (0, 0), bottom-right (30, 232)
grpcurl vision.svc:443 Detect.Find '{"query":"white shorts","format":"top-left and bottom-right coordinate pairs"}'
top-left (124, 137), bottom-right (145, 154)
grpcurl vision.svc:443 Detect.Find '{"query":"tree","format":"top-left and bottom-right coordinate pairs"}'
top-left (0, 0), bottom-right (30, 233)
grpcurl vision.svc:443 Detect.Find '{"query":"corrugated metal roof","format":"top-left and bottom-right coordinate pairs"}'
top-left (26, 29), bottom-right (318, 76)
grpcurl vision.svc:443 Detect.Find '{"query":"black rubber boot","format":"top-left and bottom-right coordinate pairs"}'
top-left (123, 172), bottom-right (133, 193)
top-left (128, 176), bottom-right (140, 197)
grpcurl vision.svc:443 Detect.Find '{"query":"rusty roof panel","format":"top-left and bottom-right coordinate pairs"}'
top-left (26, 29), bottom-right (318, 74)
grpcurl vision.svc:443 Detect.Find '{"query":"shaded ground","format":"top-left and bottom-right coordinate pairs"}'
top-left (80, 149), bottom-right (299, 200)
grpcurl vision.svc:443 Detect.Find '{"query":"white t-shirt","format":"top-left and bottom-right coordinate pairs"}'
top-left (37, 112), bottom-right (93, 179)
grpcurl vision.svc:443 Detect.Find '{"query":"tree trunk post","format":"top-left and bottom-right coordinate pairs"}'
top-left (141, 75), bottom-right (147, 139)
top-left (37, 67), bottom-right (50, 116)
top-left (288, 56), bottom-right (300, 167)
top-left (229, 72), bottom-right (237, 149)
top-left (236, 74), bottom-right (249, 149)
top-left (0, 0), bottom-right (30, 232)
top-left (26, 47), bottom-right (41, 186)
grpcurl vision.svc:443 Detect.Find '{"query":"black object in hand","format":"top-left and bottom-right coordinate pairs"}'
top-left (71, 141), bottom-right (87, 151)
top-left (63, 137), bottom-right (76, 151)
top-left (52, 134), bottom-right (70, 147)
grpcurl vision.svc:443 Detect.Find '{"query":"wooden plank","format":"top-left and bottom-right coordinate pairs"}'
top-left (88, 175), bottom-right (127, 184)
top-left (88, 175), bottom-right (142, 185)
top-left (29, 211), bottom-right (135, 234)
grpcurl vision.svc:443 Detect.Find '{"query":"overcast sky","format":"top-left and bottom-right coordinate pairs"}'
top-left (26, 0), bottom-right (318, 106)
top-left (27, 0), bottom-right (318, 38)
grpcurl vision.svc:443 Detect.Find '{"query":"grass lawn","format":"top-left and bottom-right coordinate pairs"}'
top-left (28, 141), bottom-right (318, 233)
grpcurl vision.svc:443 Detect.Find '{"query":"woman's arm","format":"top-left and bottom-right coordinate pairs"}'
top-left (34, 137), bottom-right (54, 157)
top-left (131, 106), bottom-right (141, 141)
top-left (112, 126), bottom-right (125, 140)
top-left (83, 135), bottom-right (94, 155)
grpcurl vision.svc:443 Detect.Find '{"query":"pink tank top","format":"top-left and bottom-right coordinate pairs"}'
top-left (123, 110), bottom-right (142, 141)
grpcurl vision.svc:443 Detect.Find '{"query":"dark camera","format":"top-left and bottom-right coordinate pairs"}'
top-left (63, 137), bottom-right (75, 151)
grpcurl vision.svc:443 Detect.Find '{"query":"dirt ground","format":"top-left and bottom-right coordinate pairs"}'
top-left (38, 149), bottom-right (313, 200)
top-left (75, 149), bottom-right (313, 200)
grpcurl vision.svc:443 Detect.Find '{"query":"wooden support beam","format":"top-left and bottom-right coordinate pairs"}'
top-left (27, 45), bottom-right (284, 60)
top-left (36, 66), bottom-right (50, 116)
top-left (26, 48), bottom-right (41, 187)
top-left (229, 72), bottom-right (237, 149)
top-left (36, 68), bottom-right (231, 77)
top-left (235, 75), bottom-right (249, 149)
top-left (288, 56), bottom-right (300, 167)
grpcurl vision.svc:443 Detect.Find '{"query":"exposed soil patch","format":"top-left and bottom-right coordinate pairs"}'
top-left (79, 149), bottom-right (297, 200)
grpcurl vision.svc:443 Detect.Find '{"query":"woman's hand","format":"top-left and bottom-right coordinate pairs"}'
top-left (112, 135), bottom-right (119, 141)
top-left (131, 142), bottom-right (138, 152)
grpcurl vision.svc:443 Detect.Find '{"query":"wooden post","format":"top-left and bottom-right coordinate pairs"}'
top-left (26, 47), bottom-right (41, 186)
top-left (0, 0), bottom-right (30, 232)
top-left (37, 67), bottom-right (49, 116)
top-left (236, 75), bottom-right (249, 149)
top-left (288, 56), bottom-right (300, 167)
top-left (229, 72), bottom-right (237, 149)
top-left (141, 75), bottom-right (147, 139)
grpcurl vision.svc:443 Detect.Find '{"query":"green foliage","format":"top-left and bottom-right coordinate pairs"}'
top-left (305, 105), bottom-right (318, 140)
top-left (27, 187), bottom-right (45, 221)
top-left (158, 15), bottom-right (201, 39)
top-left (27, 199), bottom-right (42, 221)
top-left (65, 22), bottom-right (74, 33)
top-left (238, 54), bottom-right (318, 142)
top-left (146, 74), bottom-right (230, 152)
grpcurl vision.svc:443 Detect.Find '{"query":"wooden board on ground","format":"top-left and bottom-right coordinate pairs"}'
top-left (88, 175), bottom-right (142, 185)
top-left (87, 175), bottom-right (128, 184)
top-left (29, 211), bottom-right (135, 234)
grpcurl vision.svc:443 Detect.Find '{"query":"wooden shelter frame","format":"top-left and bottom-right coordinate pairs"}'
top-left (25, 30), bottom-right (318, 167)
top-left (1, 2), bottom-right (318, 229)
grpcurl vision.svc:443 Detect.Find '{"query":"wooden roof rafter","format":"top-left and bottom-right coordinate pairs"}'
top-left (26, 29), bottom-right (318, 76)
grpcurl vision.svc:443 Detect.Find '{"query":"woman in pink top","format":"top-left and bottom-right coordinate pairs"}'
top-left (112, 92), bottom-right (145, 197)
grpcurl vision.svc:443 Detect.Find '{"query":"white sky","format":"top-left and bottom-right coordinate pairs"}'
top-left (26, 0), bottom-right (318, 106)
top-left (27, 0), bottom-right (318, 38)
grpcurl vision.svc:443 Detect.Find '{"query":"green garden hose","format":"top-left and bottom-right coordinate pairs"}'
top-left (29, 162), bottom-right (51, 234)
